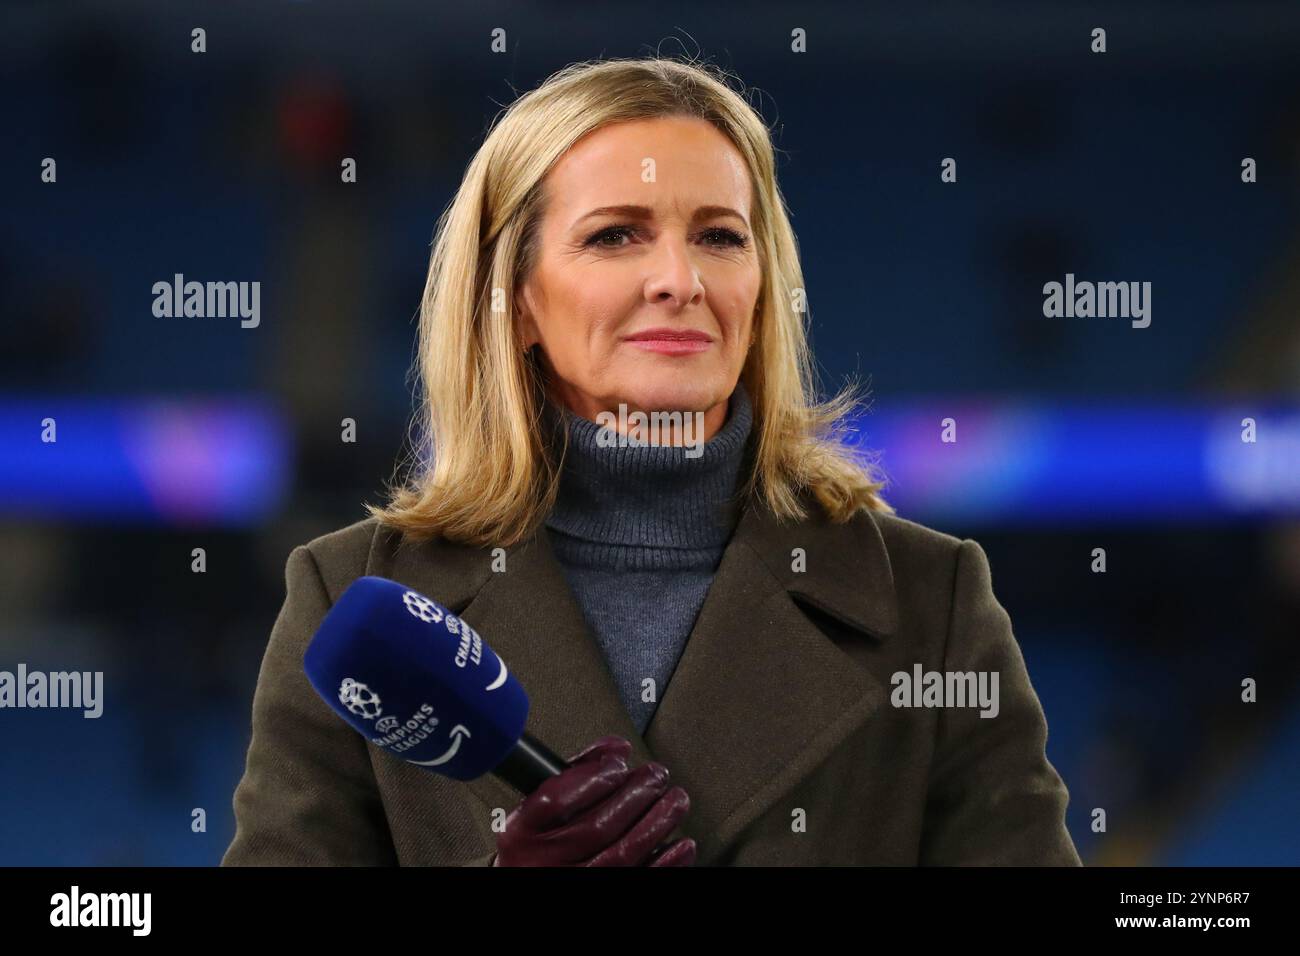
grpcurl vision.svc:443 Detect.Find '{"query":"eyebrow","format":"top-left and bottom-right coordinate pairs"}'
top-left (571, 204), bottom-right (749, 230)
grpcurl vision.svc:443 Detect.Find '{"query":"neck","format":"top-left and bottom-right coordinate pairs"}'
top-left (542, 379), bottom-right (755, 571)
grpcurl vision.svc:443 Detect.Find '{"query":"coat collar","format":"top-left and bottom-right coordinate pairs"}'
top-left (375, 489), bottom-right (899, 865)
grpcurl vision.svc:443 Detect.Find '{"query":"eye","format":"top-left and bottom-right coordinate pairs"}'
top-left (584, 225), bottom-right (751, 250)
top-left (584, 226), bottom-right (637, 248)
top-left (700, 227), bottom-right (750, 249)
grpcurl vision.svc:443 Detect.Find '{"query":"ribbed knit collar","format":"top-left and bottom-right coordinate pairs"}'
top-left (542, 380), bottom-right (755, 571)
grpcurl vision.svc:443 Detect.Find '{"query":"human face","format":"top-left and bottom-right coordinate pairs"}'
top-left (516, 115), bottom-right (762, 444)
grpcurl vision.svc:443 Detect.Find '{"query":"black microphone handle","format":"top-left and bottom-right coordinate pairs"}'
top-left (491, 732), bottom-right (570, 794)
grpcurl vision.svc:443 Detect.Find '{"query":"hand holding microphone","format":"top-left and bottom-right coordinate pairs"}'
top-left (492, 735), bottom-right (696, 866)
top-left (303, 576), bottom-right (697, 866)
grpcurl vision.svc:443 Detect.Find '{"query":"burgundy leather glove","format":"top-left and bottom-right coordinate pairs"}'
top-left (492, 735), bottom-right (696, 866)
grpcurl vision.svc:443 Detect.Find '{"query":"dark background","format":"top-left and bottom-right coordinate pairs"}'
top-left (2, 0), bottom-right (1298, 864)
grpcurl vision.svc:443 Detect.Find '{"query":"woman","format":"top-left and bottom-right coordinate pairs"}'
top-left (222, 56), bottom-right (1081, 867)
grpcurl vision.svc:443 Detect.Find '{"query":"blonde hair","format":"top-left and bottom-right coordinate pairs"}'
top-left (367, 55), bottom-right (893, 548)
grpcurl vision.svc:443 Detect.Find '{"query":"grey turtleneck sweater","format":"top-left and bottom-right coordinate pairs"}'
top-left (542, 380), bottom-right (755, 734)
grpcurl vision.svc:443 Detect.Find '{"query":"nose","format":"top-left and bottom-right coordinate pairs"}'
top-left (642, 232), bottom-right (706, 310)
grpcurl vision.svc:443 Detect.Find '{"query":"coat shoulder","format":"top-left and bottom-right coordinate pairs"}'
top-left (296, 516), bottom-right (394, 602)
top-left (863, 509), bottom-right (966, 577)
top-left (853, 509), bottom-right (981, 627)
top-left (866, 509), bottom-right (963, 550)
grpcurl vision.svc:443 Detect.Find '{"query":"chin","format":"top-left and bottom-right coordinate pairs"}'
top-left (619, 380), bottom-right (724, 414)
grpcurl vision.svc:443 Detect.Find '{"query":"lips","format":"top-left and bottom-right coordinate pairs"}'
top-left (623, 328), bottom-right (713, 343)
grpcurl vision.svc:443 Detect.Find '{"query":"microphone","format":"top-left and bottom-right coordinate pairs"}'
top-left (303, 575), bottom-right (568, 794)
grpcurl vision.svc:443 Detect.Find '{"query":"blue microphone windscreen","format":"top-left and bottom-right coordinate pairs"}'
top-left (303, 575), bottom-right (529, 781)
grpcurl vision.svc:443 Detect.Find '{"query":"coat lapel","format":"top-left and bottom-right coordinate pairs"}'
top-left (640, 493), bottom-right (899, 863)
top-left (383, 523), bottom-right (657, 822)
top-left (380, 490), bottom-right (899, 865)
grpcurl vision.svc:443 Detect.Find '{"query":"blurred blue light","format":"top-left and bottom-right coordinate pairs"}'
top-left (0, 396), bottom-right (291, 525)
top-left (844, 400), bottom-right (1300, 524)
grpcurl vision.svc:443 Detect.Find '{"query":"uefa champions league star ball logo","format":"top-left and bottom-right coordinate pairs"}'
top-left (338, 677), bottom-right (382, 720)
top-left (403, 590), bottom-right (442, 623)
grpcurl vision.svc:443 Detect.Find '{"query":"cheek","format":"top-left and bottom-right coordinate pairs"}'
top-left (569, 282), bottom-right (632, 346)
top-left (543, 290), bottom-right (623, 374)
top-left (713, 281), bottom-right (760, 336)
top-left (541, 273), bottom-right (597, 336)
top-left (712, 260), bottom-right (760, 304)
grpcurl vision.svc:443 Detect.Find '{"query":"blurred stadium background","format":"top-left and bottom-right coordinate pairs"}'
top-left (1, 0), bottom-right (1298, 865)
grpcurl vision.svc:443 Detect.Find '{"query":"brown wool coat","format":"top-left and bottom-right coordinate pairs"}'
top-left (222, 493), bottom-right (1082, 866)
